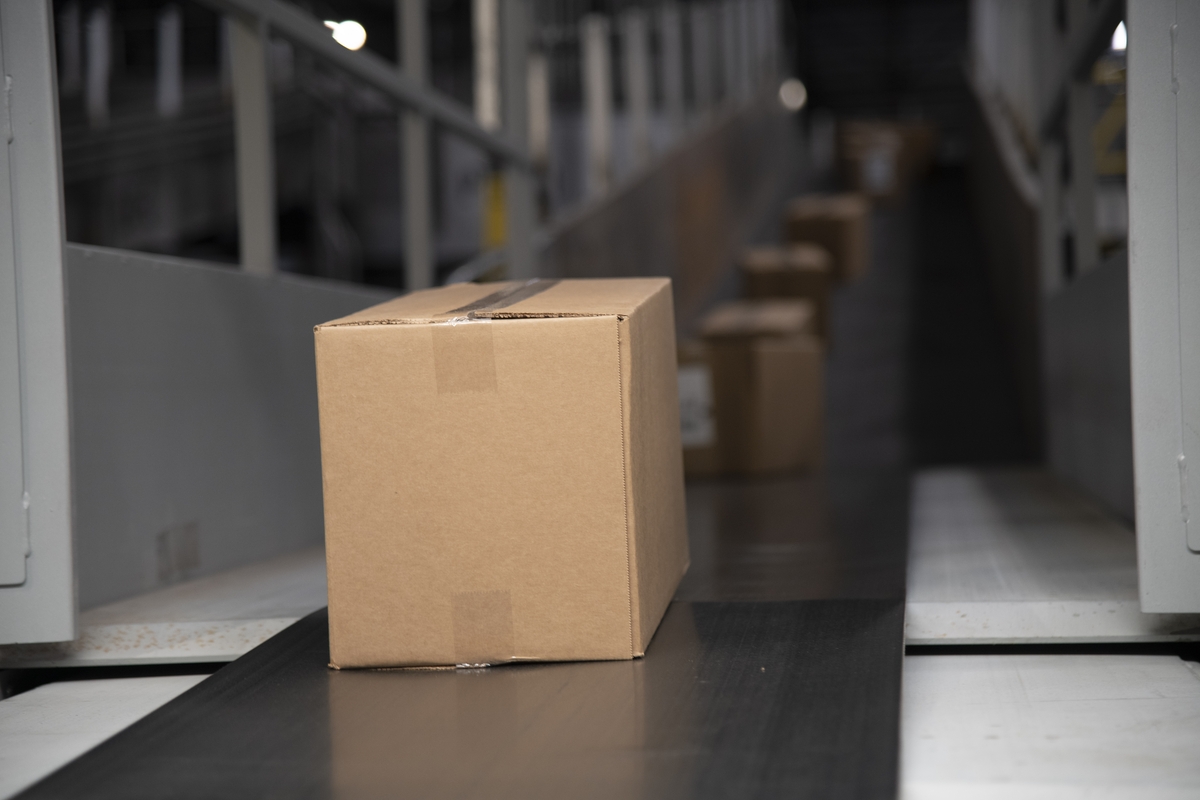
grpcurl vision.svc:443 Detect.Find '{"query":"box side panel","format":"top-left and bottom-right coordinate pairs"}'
top-left (626, 285), bottom-right (690, 654)
top-left (753, 337), bottom-right (825, 472)
top-left (315, 316), bottom-right (631, 667)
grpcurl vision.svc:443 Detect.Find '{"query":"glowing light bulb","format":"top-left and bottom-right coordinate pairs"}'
top-left (779, 78), bottom-right (807, 112)
top-left (1112, 21), bottom-right (1127, 52)
top-left (325, 19), bottom-right (367, 51)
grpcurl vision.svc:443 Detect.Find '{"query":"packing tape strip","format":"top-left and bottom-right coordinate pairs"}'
top-left (452, 590), bottom-right (514, 667)
top-left (445, 279), bottom-right (561, 317)
top-left (433, 321), bottom-right (497, 394)
top-left (433, 279), bottom-right (560, 394)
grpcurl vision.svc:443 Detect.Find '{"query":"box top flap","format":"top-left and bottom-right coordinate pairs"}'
top-left (786, 192), bottom-right (869, 219)
top-left (317, 278), bottom-right (670, 328)
top-left (700, 300), bottom-right (816, 338)
top-left (741, 244), bottom-right (831, 273)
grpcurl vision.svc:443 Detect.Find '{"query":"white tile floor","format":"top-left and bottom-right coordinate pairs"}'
top-left (0, 675), bottom-right (205, 798)
top-left (902, 654), bottom-right (1200, 799)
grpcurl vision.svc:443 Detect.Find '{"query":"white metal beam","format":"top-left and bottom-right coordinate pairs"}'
top-left (228, 14), bottom-right (276, 275)
top-left (0, 0), bottom-right (76, 644)
top-left (399, 0), bottom-right (432, 292)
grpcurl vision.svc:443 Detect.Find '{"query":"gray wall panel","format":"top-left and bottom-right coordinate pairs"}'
top-left (67, 245), bottom-right (393, 610)
top-left (1044, 252), bottom-right (1134, 521)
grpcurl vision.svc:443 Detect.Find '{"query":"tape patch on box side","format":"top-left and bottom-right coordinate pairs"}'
top-left (432, 321), bottom-right (497, 393)
top-left (452, 590), bottom-right (514, 667)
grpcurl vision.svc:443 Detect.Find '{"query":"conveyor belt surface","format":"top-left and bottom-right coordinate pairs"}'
top-left (18, 598), bottom-right (903, 800)
top-left (19, 173), bottom-right (925, 799)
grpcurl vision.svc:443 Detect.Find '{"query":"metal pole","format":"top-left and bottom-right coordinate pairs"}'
top-left (228, 13), bottom-right (277, 275)
top-left (157, 4), bottom-right (183, 118)
top-left (85, 4), bottom-right (110, 128)
top-left (689, 4), bottom-right (713, 118)
top-left (502, 0), bottom-right (535, 279)
top-left (659, 4), bottom-right (685, 140)
top-left (582, 14), bottom-right (612, 197)
top-left (621, 8), bottom-right (651, 168)
top-left (1037, 141), bottom-right (1064, 295)
top-left (1066, 79), bottom-right (1097, 275)
top-left (399, 0), bottom-right (432, 292)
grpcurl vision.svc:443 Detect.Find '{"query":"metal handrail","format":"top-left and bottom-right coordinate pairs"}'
top-left (199, 0), bottom-right (531, 168)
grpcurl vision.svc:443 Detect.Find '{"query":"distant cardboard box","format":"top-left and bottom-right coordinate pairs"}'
top-left (699, 300), bottom-right (825, 475)
top-left (783, 193), bottom-right (870, 283)
top-left (677, 340), bottom-right (720, 478)
top-left (315, 278), bottom-right (689, 669)
top-left (837, 119), bottom-right (939, 202)
top-left (740, 244), bottom-right (833, 338)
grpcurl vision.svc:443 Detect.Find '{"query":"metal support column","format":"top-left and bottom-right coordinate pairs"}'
top-left (399, 0), bottom-right (432, 292)
top-left (228, 13), bottom-right (276, 275)
top-left (689, 4), bottom-right (713, 117)
top-left (1037, 141), bottom-right (1064, 295)
top-left (582, 14), bottom-right (612, 197)
top-left (501, 0), bottom-right (534, 279)
top-left (659, 4), bottom-right (685, 140)
top-left (1067, 79), bottom-right (1098, 275)
top-left (621, 8), bottom-right (651, 169)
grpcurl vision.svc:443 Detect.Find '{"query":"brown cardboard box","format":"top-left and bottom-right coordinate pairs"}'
top-left (677, 340), bottom-right (719, 478)
top-left (739, 244), bottom-right (833, 337)
top-left (699, 301), bottom-right (825, 475)
top-left (838, 123), bottom-right (905, 202)
top-left (838, 120), bottom-right (939, 199)
top-left (314, 278), bottom-right (690, 668)
top-left (783, 193), bottom-right (870, 282)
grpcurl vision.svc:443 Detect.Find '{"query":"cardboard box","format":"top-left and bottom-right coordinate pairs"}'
top-left (838, 123), bottom-right (904, 201)
top-left (739, 244), bottom-right (833, 338)
top-left (314, 278), bottom-right (690, 668)
top-left (677, 340), bottom-right (720, 478)
top-left (783, 193), bottom-right (870, 283)
top-left (838, 120), bottom-right (939, 199)
top-left (699, 301), bottom-right (825, 474)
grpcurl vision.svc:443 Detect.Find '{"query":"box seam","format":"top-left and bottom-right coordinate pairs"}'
top-left (617, 317), bottom-right (635, 658)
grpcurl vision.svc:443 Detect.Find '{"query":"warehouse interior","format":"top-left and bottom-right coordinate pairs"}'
top-left (2, 0), bottom-right (1199, 797)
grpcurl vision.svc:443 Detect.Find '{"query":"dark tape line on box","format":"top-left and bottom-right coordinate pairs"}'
top-left (452, 590), bottom-right (514, 667)
top-left (446, 279), bottom-right (560, 317)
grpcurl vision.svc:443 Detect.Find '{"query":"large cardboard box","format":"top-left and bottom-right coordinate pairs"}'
top-left (314, 278), bottom-right (690, 668)
top-left (740, 244), bottom-right (833, 337)
top-left (700, 300), bottom-right (825, 474)
top-left (783, 193), bottom-right (870, 283)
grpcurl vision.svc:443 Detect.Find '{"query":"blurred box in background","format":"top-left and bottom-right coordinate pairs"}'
top-left (699, 300), bottom-right (825, 475)
top-left (740, 244), bottom-right (833, 339)
top-left (677, 340), bottom-right (720, 478)
top-left (784, 193), bottom-right (871, 283)
top-left (837, 119), bottom-right (939, 203)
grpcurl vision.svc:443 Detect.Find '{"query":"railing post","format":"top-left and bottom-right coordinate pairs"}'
top-left (621, 8), bottom-right (651, 169)
top-left (659, 3), bottom-right (685, 140)
top-left (228, 13), bottom-right (277, 275)
top-left (502, 0), bottom-right (535, 279)
top-left (689, 4), bottom-right (713, 118)
top-left (157, 4), bottom-right (183, 118)
top-left (582, 14), bottom-right (612, 197)
top-left (1066, 78), bottom-right (1098, 276)
top-left (399, 0), bottom-right (433, 292)
top-left (85, 3), bottom-right (110, 128)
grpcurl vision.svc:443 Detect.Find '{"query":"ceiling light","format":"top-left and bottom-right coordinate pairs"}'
top-left (779, 78), bottom-right (807, 112)
top-left (325, 19), bottom-right (367, 51)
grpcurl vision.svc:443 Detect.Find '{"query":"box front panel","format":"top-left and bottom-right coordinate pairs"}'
top-left (317, 315), bottom-right (632, 667)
